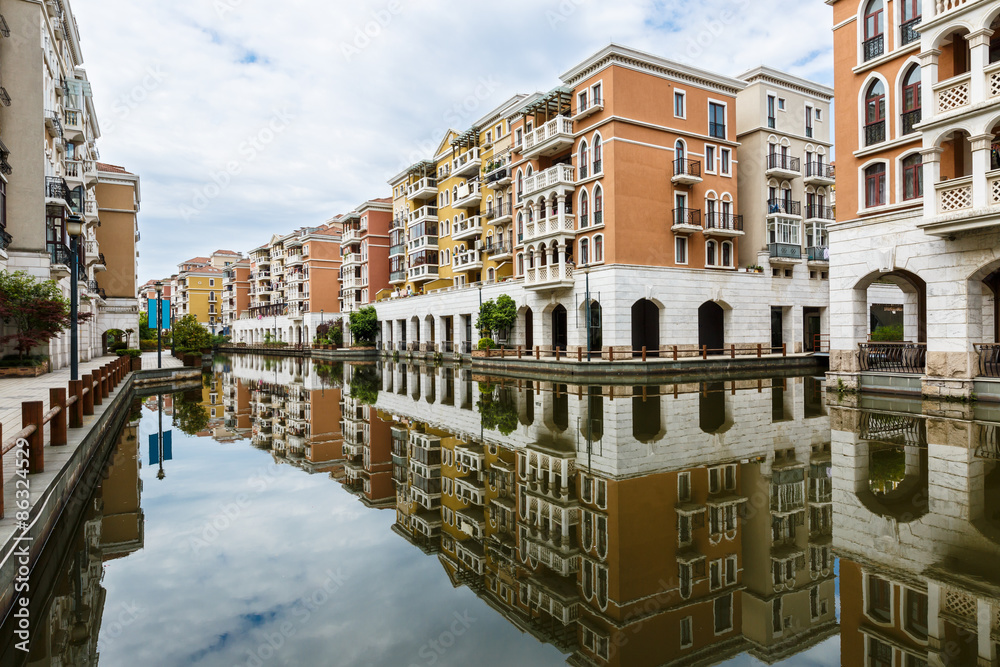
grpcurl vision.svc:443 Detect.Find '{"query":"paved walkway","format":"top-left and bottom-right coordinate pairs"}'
top-left (141, 350), bottom-right (183, 370)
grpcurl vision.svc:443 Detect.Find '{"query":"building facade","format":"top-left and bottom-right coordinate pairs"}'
top-left (827, 0), bottom-right (1000, 398)
top-left (339, 198), bottom-right (393, 328)
top-left (375, 45), bottom-right (830, 357)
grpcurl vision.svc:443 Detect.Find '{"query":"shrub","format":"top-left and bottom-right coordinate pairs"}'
top-left (0, 354), bottom-right (49, 368)
top-left (477, 338), bottom-right (495, 350)
top-left (115, 349), bottom-right (142, 359)
top-left (870, 324), bottom-right (904, 342)
top-left (348, 306), bottom-right (378, 346)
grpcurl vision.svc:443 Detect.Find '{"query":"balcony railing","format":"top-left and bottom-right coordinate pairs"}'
top-left (935, 73), bottom-right (971, 114)
top-left (486, 200), bottom-right (512, 222)
top-left (390, 270), bottom-right (406, 283)
top-left (523, 164), bottom-right (576, 198)
top-left (486, 241), bottom-right (511, 257)
top-left (673, 158), bottom-right (701, 179)
top-left (769, 243), bottom-right (802, 260)
top-left (900, 17), bottom-right (921, 46)
top-left (767, 153), bottom-right (800, 174)
top-left (453, 216), bottom-right (484, 241)
top-left (901, 108), bottom-right (922, 135)
top-left (524, 262), bottom-right (574, 289)
top-left (805, 162), bottom-right (835, 180)
top-left (807, 246), bottom-right (829, 262)
top-left (45, 176), bottom-right (70, 201)
top-left (767, 199), bottom-right (801, 216)
top-left (0, 226), bottom-right (11, 250)
top-left (48, 242), bottom-right (72, 267)
top-left (706, 213), bottom-right (743, 232)
top-left (390, 243), bottom-right (405, 257)
top-left (975, 344), bottom-right (1000, 378)
top-left (859, 342), bottom-right (926, 374)
top-left (863, 34), bottom-right (884, 61)
top-left (673, 208), bottom-right (702, 228)
top-left (864, 120), bottom-right (886, 146)
top-left (805, 204), bottom-right (834, 221)
top-left (522, 116), bottom-right (574, 158)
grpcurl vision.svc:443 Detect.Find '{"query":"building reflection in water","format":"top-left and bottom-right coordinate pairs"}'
top-left (11, 405), bottom-right (145, 666)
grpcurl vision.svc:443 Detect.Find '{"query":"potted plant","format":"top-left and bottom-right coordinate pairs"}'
top-left (472, 338), bottom-right (495, 358)
top-left (116, 348), bottom-right (143, 371)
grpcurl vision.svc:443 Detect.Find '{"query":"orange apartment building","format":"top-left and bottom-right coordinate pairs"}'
top-left (339, 198), bottom-right (393, 335)
top-left (221, 258), bottom-right (251, 336)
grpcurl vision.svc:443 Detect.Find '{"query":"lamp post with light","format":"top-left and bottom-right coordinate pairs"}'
top-left (66, 215), bottom-right (84, 381)
top-left (583, 264), bottom-right (592, 362)
top-left (155, 281), bottom-right (163, 369)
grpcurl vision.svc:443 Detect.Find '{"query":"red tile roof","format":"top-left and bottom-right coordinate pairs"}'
top-left (96, 162), bottom-right (133, 175)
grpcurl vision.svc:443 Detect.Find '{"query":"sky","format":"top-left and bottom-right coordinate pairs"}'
top-left (69, 0), bottom-right (836, 286)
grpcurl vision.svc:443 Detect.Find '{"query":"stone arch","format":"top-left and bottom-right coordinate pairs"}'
top-left (631, 299), bottom-right (660, 357)
top-left (698, 301), bottom-right (726, 355)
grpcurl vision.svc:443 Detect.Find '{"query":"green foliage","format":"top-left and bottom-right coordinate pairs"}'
top-left (115, 349), bottom-right (142, 359)
top-left (210, 334), bottom-right (231, 347)
top-left (476, 294), bottom-right (517, 341)
top-left (0, 354), bottom-right (49, 368)
top-left (349, 363), bottom-right (380, 405)
top-left (139, 313), bottom-right (157, 340)
top-left (477, 383), bottom-right (518, 435)
top-left (172, 389), bottom-right (210, 435)
top-left (477, 337), bottom-right (495, 350)
top-left (348, 306), bottom-right (378, 346)
top-left (869, 447), bottom-right (906, 494)
top-left (870, 324), bottom-right (904, 342)
top-left (172, 314), bottom-right (212, 350)
top-left (476, 299), bottom-right (496, 338)
top-left (0, 270), bottom-right (80, 358)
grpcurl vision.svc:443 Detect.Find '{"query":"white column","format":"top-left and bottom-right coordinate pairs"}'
top-left (919, 49), bottom-right (940, 113)
top-left (970, 134), bottom-right (993, 209)
top-left (922, 147), bottom-right (943, 220)
top-left (967, 29), bottom-right (993, 104)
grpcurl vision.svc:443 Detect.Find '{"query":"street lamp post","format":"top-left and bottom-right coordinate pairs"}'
top-left (155, 281), bottom-right (163, 369)
top-left (583, 265), bottom-right (592, 362)
top-left (66, 215), bottom-right (83, 381)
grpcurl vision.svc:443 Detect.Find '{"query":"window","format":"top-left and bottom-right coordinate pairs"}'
top-left (593, 135), bottom-right (603, 173)
top-left (901, 0), bottom-right (921, 45)
top-left (580, 238), bottom-right (589, 265)
top-left (515, 128), bottom-right (523, 147)
top-left (722, 241), bottom-right (732, 267)
top-left (865, 163), bottom-right (887, 207)
top-left (578, 90), bottom-right (588, 111)
top-left (709, 103), bottom-right (726, 139)
top-left (579, 190), bottom-right (589, 228)
top-left (593, 185), bottom-right (604, 225)
top-left (714, 594), bottom-right (733, 633)
top-left (592, 82), bottom-right (602, 104)
top-left (705, 145), bottom-right (716, 173)
top-left (710, 560), bottom-right (722, 590)
top-left (902, 154), bottom-right (923, 200)
top-left (867, 576), bottom-right (892, 623)
top-left (767, 95), bottom-right (776, 128)
top-left (680, 617), bottom-right (693, 648)
top-left (706, 240), bottom-right (718, 266)
top-left (720, 148), bottom-right (731, 175)
top-left (678, 472), bottom-right (691, 501)
top-left (594, 235), bottom-right (603, 263)
top-left (674, 91), bottom-right (686, 117)
top-left (777, 98), bottom-right (785, 110)
top-left (864, 0), bottom-right (885, 60)
top-left (675, 236), bottom-right (688, 265)
top-left (805, 106), bottom-right (814, 137)
top-left (864, 80), bottom-right (886, 145)
top-left (769, 218), bottom-right (801, 245)
top-left (579, 140), bottom-right (590, 179)
top-left (901, 65), bottom-right (921, 135)
top-left (905, 590), bottom-right (928, 640)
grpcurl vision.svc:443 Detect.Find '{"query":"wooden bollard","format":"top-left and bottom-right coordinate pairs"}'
top-left (101, 365), bottom-right (110, 398)
top-left (577, 348), bottom-right (582, 362)
top-left (673, 346), bottom-right (678, 361)
top-left (501, 348), bottom-right (505, 359)
top-left (23, 401), bottom-right (44, 473)
top-left (69, 380), bottom-right (84, 427)
top-left (535, 346), bottom-right (540, 360)
top-left (82, 374), bottom-right (96, 413)
top-left (730, 344), bottom-right (735, 359)
top-left (555, 347), bottom-right (561, 361)
top-left (517, 346), bottom-right (522, 359)
top-left (642, 346), bottom-right (647, 362)
top-left (757, 343), bottom-right (762, 358)
top-left (782, 343), bottom-right (787, 357)
top-left (49, 388), bottom-right (67, 446)
top-left (702, 345), bottom-right (708, 360)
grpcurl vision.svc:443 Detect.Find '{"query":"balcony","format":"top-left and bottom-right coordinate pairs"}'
top-left (453, 215), bottom-right (484, 242)
top-left (671, 207), bottom-right (702, 235)
top-left (342, 227), bottom-right (366, 245)
top-left (409, 205), bottom-right (438, 225)
top-left (486, 200), bottom-right (512, 224)
top-left (672, 158), bottom-right (703, 186)
top-left (803, 162), bottom-right (836, 185)
top-left (408, 234), bottom-right (438, 252)
top-left (767, 199), bottom-right (802, 218)
top-left (935, 175), bottom-right (974, 214)
top-left (45, 176), bottom-right (71, 206)
top-left (863, 33), bottom-right (884, 62)
top-left (524, 262), bottom-right (574, 291)
top-left (83, 159), bottom-right (98, 185)
top-left (63, 108), bottom-right (84, 142)
top-left (342, 252), bottom-right (362, 267)
top-left (935, 72), bottom-right (971, 115)
top-left (864, 120), bottom-right (886, 146)
top-left (571, 96), bottom-right (603, 121)
top-left (389, 270), bottom-right (406, 284)
top-left (807, 246), bottom-right (830, 263)
top-left (901, 108), bottom-right (922, 136)
top-left (83, 198), bottom-right (99, 222)
top-left (454, 180), bottom-right (482, 209)
top-left (523, 211), bottom-right (575, 244)
top-left (521, 116), bottom-right (574, 160)
top-left (286, 252), bottom-right (303, 266)
top-left (486, 241), bottom-right (512, 260)
top-left (389, 243), bottom-right (405, 257)
top-left (900, 17), bottom-right (921, 46)
top-left (342, 275), bottom-right (362, 289)
top-left (484, 160), bottom-right (511, 188)
top-left (805, 204), bottom-right (835, 222)
top-left (452, 249), bottom-right (483, 273)
top-left (452, 148), bottom-right (481, 178)
top-left (705, 213), bottom-right (744, 237)
top-left (766, 153), bottom-right (801, 179)
top-left (45, 109), bottom-right (63, 138)
top-left (407, 176), bottom-right (438, 201)
top-left (523, 164), bottom-right (575, 199)
top-left (408, 264), bottom-right (439, 283)
top-left (769, 243), bottom-right (802, 263)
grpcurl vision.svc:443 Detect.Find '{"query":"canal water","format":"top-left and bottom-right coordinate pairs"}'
top-left (6, 354), bottom-right (1000, 666)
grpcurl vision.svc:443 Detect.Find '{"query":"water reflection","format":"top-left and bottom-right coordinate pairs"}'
top-left (15, 356), bottom-right (1000, 665)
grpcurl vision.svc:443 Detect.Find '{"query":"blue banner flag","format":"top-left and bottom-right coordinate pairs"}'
top-left (148, 431), bottom-right (173, 465)
top-left (147, 298), bottom-right (172, 331)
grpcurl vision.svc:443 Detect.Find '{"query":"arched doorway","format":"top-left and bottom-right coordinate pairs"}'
top-left (524, 308), bottom-right (534, 350)
top-left (551, 305), bottom-right (567, 351)
top-left (631, 299), bottom-right (659, 357)
top-left (698, 302), bottom-right (725, 355)
top-left (587, 300), bottom-right (603, 352)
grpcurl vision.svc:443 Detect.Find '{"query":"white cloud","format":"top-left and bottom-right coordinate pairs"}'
top-left (70, 0), bottom-right (833, 283)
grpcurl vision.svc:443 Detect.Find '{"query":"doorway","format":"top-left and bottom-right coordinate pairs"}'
top-left (698, 302), bottom-right (725, 355)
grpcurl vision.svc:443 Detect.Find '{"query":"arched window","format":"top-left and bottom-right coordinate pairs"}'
top-left (863, 0), bottom-right (885, 60)
top-left (902, 153), bottom-right (923, 200)
top-left (593, 135), bottom-right (603, 173)
top-left (593, 185), bottom-right (604, 225)
top-left (579, 140), bottom-right (590, 178)
top-left (487, 267), bottom-right (495, 282)
top-left (992, 15), bottom-right (1000, 64)
top-left (594, 234), bottom-right (604, 263)
top-left (452, 185), bottom-right (458, 202)
top-left (580, 190), bottom-right (589, 228)
top-left (865, 163), bottom-right (887, 208)
top-left (722, 242), bottom-right (732, 267)
top-left (539, 243), bottom-right (547, 266)
top-left (707, 240), bottom-right (718, 266)
top-left (517, 253), bottom-right (524, 274)
top-left (580, 238), bottom-right (590, 265)
top-left (516, 170), bottom-right (523, 202)
top-left (517, 212), bottom-right (523, 241)
top-left (538, 196), bottom-right (547, 219)
top-left (901, 65), bottom-right (921, 135)
top-left (864, 80), bottom-right (886, 145)
top-left (209, 291), bottom-right (215, 301)
top-left (675, 140), bottom-right (685, 162)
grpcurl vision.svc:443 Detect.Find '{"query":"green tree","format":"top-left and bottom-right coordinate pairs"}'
top-left (172, 314), bottom-right (211, 351)
top-left (0, 270), bottom-right (85, 359)
top-left (493, 294), bottom-right (517, 342)
top-left (172, 389), bottom-right (210, 435)
top-left (349, 364), bottom-right (380, 405)
top-left (476, 299), bottom-right (497, 338)
top-left (477, 382), bottom-right (518, 435)
top-left (348, 306), bottom-right (378, 346)
top-left (139, 312), bottom-right (157, 341)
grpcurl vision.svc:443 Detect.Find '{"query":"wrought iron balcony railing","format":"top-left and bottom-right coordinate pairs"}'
top-left (863, 34), bottom-right (884, 61)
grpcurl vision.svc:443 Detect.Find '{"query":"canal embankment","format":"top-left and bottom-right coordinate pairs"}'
top-left (0, 353), bottom-right (199, 623)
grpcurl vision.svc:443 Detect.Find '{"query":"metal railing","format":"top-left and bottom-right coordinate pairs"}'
top-left (49, 242), bottom-right (72, 266)
top-left (975, 344), bottom-right (1000, 378)
top-left (859, 342), bottom-right (927, 374)
top-left (901, 109), bottom-right (922, 136)
top-left (806, 246), bottom-right (829, 262)
top-left (805, 204), bottom-right (834, 221)
top-left (900, 17), bottom-right (921, 46)
top-left (767, 199), bottom-right (801, 216)
top-left (706, 213), bottom-right (743, 231)
top-left (805, 162), bottom-right (835, 180)
top-left (673, 158), bottom-right (701, 179)
top-left (673, 208), bottom-right (702, 227)
top-left (863, 34), bottom-right (884, 61)
top-left (769, 243), bottom-right (802, 260)
top-left (45, 176), bottom-right (70, 201)
top-left (864, 121), bottom-right (886, 146)
top-left (767, 153), bottom-right (801, 173)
